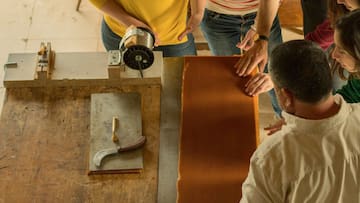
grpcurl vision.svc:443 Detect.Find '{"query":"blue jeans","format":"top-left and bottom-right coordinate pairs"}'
top-left (101, 19), bottom-right (197, 57)
top-left (200, 9), bottom-right (283, 117)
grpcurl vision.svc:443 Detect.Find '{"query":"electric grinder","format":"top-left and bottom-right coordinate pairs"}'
top-left (107, 26), bottom-right (155, 78)
top-left (120, 26), bottom-right (155, 71)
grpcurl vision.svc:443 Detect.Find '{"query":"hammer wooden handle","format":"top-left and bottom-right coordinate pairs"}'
top-left (112, 117), bottom-right (119, 143)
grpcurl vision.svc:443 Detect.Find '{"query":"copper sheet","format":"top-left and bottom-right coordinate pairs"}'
top-left (178, 56), bottom-right (259, 203)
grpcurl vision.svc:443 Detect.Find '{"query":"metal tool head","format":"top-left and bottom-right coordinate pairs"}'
top-left (93, 148), bottom-right (118, 168)
top-left (119, 26), bottom-right (155, 70)
top-left (93, 136), bottom-right (146, 168)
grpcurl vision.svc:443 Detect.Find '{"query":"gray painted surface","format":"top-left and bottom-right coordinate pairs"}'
top-left (157, 58), bottom-right (183, 203)
top-left (89, 92), bottom-right (143, 173)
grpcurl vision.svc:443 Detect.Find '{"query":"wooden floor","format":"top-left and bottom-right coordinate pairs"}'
top-left (279, 0), bottom-right (303, 27)
top-left (278, 0), bottom-right (304, 35)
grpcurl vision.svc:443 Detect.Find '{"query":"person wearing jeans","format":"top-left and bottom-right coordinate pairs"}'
top-left (101, 19), bottom-right (197, 57)
top-left (89, 0), bottom-right (206, 57)
top-left (200, 0), bottom-right (283, 117)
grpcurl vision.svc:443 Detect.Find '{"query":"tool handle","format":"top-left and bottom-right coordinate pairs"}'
top-left (112, 117), bottom-right (118, 132)
top-left (112, 117), bottom-right (119, 143)
top-left (117, 136), bottom-right (146, 152)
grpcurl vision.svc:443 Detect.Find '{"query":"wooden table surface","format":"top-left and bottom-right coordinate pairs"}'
top-left (0, 57), bottom-right (258, 202)
top-left (0, 83), bottom-right (161, 201)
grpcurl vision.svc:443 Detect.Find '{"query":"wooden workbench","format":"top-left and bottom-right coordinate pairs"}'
top-left (0, 57), bottom-right (257, 202)
top-left (0, 73), bottom-right (166, 201)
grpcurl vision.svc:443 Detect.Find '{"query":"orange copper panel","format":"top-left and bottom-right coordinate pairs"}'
top-left (177, 56), bottom-right (259, 203)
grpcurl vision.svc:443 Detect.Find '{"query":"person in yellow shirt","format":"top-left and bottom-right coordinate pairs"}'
top-left (89, 0), bottom-right (205, 56)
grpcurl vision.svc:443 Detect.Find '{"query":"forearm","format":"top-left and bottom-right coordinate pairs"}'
top-left (256, 0), bottom-right (280, 37)
top-left (190, 0), bottom-right (206, 19)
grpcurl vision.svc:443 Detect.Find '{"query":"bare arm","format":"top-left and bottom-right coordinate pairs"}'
top-left (178, 0), bottom-right (206, 40)
top-left (234, 0), bottom-right (281, 76)
top-left (256, 0), bottom-right (280, 36)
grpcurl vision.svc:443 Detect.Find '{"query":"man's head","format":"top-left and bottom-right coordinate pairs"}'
top-left (269, 40), bottom-right (333, 113)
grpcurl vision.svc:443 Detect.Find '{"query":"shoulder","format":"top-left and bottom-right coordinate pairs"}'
top-left (336, 80), bottom-right (360, 103)
top-left (241, 130), bottom-right (294, 202)
top-left (249, 123), bottom-right (314, 182)
top-left (336, 94), bottom-right (360, 128)
top-left (250, 128), bottom-right (292, 169)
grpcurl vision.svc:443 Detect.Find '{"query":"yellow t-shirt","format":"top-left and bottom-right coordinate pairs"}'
top-left (90, 0), bottom-right (189, 45)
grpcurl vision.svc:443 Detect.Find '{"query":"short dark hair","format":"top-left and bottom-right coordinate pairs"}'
top-left (335, 9), bottom-right (360, 71)
top-left (269, 40), bottom-right (333, 103)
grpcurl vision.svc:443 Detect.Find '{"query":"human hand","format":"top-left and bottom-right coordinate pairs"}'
top-left (237, 28), bottom-right (257, 51)
top-left (127, 21), bottom-right (161, 46)
top-left (178, 13), bottom-right (203, 41)
top-left (234, 40), bottom-right (268, 76)
top-left (264, 118), bottom-right (285, 135)
top-left (244, 73), bottom-right (274, 96)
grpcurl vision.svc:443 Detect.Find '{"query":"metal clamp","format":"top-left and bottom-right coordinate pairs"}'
top-left (107, 50), bottom-right (122, 66)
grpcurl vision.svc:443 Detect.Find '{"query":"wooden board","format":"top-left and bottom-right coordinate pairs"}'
top-left (177, 56), bottom-right (259, 203)
top-left (278, 0), bottom-right (303, 27)
top-left (3, 51), bottom-right (163, 87)
top-left (0, 85), bottom-right (160, 202)
top-left (89, 92), bottom-right (144, 174)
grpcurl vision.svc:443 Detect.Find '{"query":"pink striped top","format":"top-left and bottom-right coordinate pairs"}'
top-left (207, 0), bottom-right (259, 15)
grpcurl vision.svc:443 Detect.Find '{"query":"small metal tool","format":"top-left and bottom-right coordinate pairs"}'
top-left (107, 26), bottom-right (155, 75)
top-left (120, 26), bottom-right (155, 71)
top-left (93, 136), bottom-right (146, 168)
top-left (35, 42), bottom-right (52, 80)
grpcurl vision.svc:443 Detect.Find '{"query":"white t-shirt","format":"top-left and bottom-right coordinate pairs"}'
top-left (241, 95), bottom-right (360, 203)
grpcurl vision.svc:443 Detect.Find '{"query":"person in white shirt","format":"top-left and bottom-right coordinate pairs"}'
top-left (240, 40), bottom-right (360, 202)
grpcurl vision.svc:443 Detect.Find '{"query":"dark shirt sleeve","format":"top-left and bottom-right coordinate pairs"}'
top-left (336, 79), bottom-right (360, 103)
top-left (305, 19), bottom-right (334, 50)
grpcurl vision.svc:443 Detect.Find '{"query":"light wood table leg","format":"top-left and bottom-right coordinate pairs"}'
top-left (76, 0), bottom-right (82, 11)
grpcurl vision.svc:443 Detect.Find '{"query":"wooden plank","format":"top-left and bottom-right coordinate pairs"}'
top-left (3, 51), bottom-right (163, 88)
top-left (0, 85), bottom-right (160, 202)
top-left (89, 93), bottom-right (144, 174)
top-left (177, 56), bottom-right (259, 203)
top-left (279, 0), bottom-right (303, 27)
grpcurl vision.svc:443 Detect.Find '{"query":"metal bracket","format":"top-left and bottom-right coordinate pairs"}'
top-left (107, 50), bottom-right (121, 66)
top-left (107, 50), bottom-right (125, 79)
top-left (35, 42), bottom-right (53, 80)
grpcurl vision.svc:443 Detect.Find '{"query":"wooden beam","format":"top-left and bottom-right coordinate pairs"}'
top-left (4, 52), bottom-right (163, 88)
